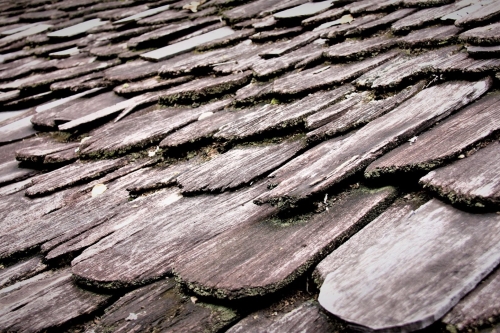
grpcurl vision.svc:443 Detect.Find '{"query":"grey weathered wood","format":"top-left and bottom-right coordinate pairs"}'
top-left (159, 109), bottom-right (241, 149)
top-left (16, 140), bottom-right (79, 165)
top-left (58, 91), bottom-right (161, 131)
top-left (197, 28), bottom-right (255, 51)
top-left (215, 85), bottom-right (355, 141)
top-left (455, 2), bottom-right (500, 27)
top-left (399, 25), bottom-right (462, 47)
top-left (47, 19), bottom-right (107, 38)
top-left (325, 35), bottom-right (398, 60)
top-left (392, 1), bottom-right (473, 33)
top-left (71, 182), bottom-right (277, 288)
top-left (0, 57), bottom-right (54, 82)
top-left (443, 268), bottom-right (500, 331)
top-left (227, 302), bottom-right (336, 333)
top-left (104, 59), bottom-right (164, 83)
top-left (0, 24), bottom-right (51, 48)
top-left (302, 7), bottom-right (346, 27)
top-left (125, 160), bottom-right (194, 195)
top-left (223, 0), bottom-right (306, 23)
top-left (49, 47), bottom-right (79, 59)
top-left (460, 22), bottom-right (500, 45)
top-left (321, 14), bottom-right (382, 39)
top-left (136, 9), bottom-right (185, 25)
top-left (0, 269), bottom-right (111, 333)
top-left (366, 93), bottom-right (500, 179)
top-left (308, 81), bottom-right (425, 142)
top-left (272, 51), bottom-right (398, 95)
top-left (127, 17), bottom-right (218, 49)
top-left (113, 75), bottom-right (192, 96)
top-left (259, 31), bottom-right (320, 58)
top-left (250, 26), bottom-right (302, 42)
top-left (26, 158), bottom-right (127, 198)
top-left (317, 199), bottom-right (500, 332)
top-left (255, 78), bottom-right (491, 206)
top-left (32, 90), bottom-right (125, 129)
top-left (345, 9), bottom-right (417, 36)
top-left (113, 4), bottom-right (170, 24)
top-left (141, 27), bottom-right (235, 62)
top-left (467, 44), bottom-right (500, 56)
top-left (274, 1), bottom-right (334, 20)
top-left (420, 141), bottom-right (500, 208)
top-left (178, 140), bottom-right (305, 194)
top-left (90, 278), bottom-right (237, 333)
top-left (345, 0), bottom-right (400, 14)
top-left (0, 257), bottom-right (46, 289)
top-left (403, 0), bottom-right (453, 6)
top-left (159, 71), bottom-right (251, 104)
top-left (0, 116), bottom-right (36, 144)
top-left (49, 72), bottom-right (107, 92)
top-left (174, 186), bottom-right (395, 299)
top-left (0, 60), bottom-right (114, 92)
top-left (0, 160), bottom-right (37, 187)
top-left (234, 81), bottom-right (274, 103)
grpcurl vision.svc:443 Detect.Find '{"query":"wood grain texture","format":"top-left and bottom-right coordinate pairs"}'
top-left (71, 182), bottom-right (277, 288)
top-left (455, 2), bottom-right (500, 27)
top-left (81, 100), bottom-right (230, 158)
top-left (255, 78), bottom-right (491, 206)
top-left (349, 9), bottom-right (417, 37)
top-left (259, 31), bottom-right (320, 58)
top-left (103, 59), bottom-right (164, 83)
top-left (398, 25), bottom-right (462, 47)
top-left (160, 71), bottom-right (251, 105)
top-left (321, 14), bottom-right (382, 39)
top-left (26, 158), bottom-right (127, 197)
top-left (214, 85), bottom-right (355, 141)
top-left (325, 35), bottom-right (398, 60)
top-left (467, 44), bottom-right (500, 57)
top-left (49, 72), bottom-right (107, 93)
top-left (366, 93), bottom-right (500, 178)
top-left (227, 301), bottom-right (336, 333)
top-left (0, 256), bottom-right (46, 289)
top-left (302, 7), bottom-right (346, 26)
top-left (91, 278), bottom-right (237, 333)
top-left (308, 81), bottom-right (425, 142)
top-left (317, 199), bottom-right (500, 332)
top-left (420, 141), bottom-right (500, 209)
top-left (460, 22), bottom-right (500, 45)
top-left (178, 140), bottom-right (304, 194)
top-left (174, 187), bottom-right (395, 299)
top-left (16, 140), bottom-right (79, 164)
top-left (273, 51), bottom-right (398, 95)
top-left (0, 160), bottom-right (37, 187)
top-left (443, 268), bottom-right (500, 331)
top-left (0, 269), bottom-right (111, 333)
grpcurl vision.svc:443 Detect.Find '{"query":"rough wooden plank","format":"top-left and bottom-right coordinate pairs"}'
top-left (0, 160), bottom-right (37, 187)
top-left (321, 14), bottom-right (382, 39)
top-left (31, 90), bottom-right (125, 129)
top-left (227, 302), bottom-right (336, 333)
top-left (223, 0), bottom-right (293, 23)
top-left (403, 0), bottom-right (453, 6)
top-left (175, 186), bottom-right (395, 299)
top-left (399, 24), bottom-right (462, 47)
top-left (141, 27), bottom-right (235, 61)
top-left (317, 199), bottom-right (500, 332)
top-left (178, 140), bottom-right (304, 194)
top-left (366, 93), bottom-right (500, 179)
top-left (127, 16), bottom-right (218, 49)
top-left (325, 35), bottom-right (398, 60)
top-left (26, 158), bottom-right (128, 198)
top-left (392, 2), bottom-right (472, 33)
top-left (0, 60), bottom-right (115, 92)
top-left (420, 141), bottom-right (500, 209)
top-left (302, 7), bottom-right (346, 27)
top-left (197, 28), bottom-right (255, 51)
top-left (0, 23), bottom-right (51, 49)
top-left (0, 57), bottom-right (55, 82)
top-left (16, 140), bottom-right (79, 165)
top-left (250, 26), bottom-right (302, 42)
top-left (345, 8), bottom-right (417, 36)
top-left (49, 72), bottom-right (107, 92)
top-left (113, 4), bottom-right (170, 24)
top-left (354, 46), bottom-right (460, 89)
top-left (443, 268), bottom-right (500, 331)
top-left (113, 75), bottom-right (193, 96)
top-left (308, 81), bottom-right (425, 142)
top-left (467, 44), bottom-right (500, 57)
top-left (0, 116), bottom-right (36, 144)
top-left (0, 269), bottom-right (111, 332)
top-left (136, 9), bottom-right (185, 25)
top-left (0, 257), bottom-right (46, 289)
top-left (234, 81), bottom-right (274, 103)
top-left (58, 91), bottom-right (161, 131)
top-left (258, 31), bottom-right (320, 58)
top-left (455, 2), bottom-right (500, 27)
top-left (89, 278), bottom-right (237, 333)
top-left (71, 182), bottom-right (277, 288)
top-left (272, 51), bottom-right (398, 95)
top-left (460, 22), bottom-right (500, 45)
top-left (274, 1), bottom-right (334, 20)
top-left (254, 78), bottom-right (491, 206)
top-left (159, 109), bottom-right (241, 149)
top-left (104, 59), bottom-right (163, 83)
top-left (47, 18), bottom-right (106, 38)
top-left (159, 71), bottom-right (251, 104)
top-left (214, 85), bottom-right (355, 141)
